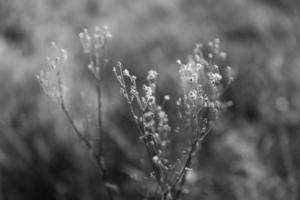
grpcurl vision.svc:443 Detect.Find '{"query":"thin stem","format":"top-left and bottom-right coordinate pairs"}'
top-left (96, 57), bottom-right (103, 158)
top-left (118, 66), bottom-right (166, 196)
top-left (56, 70), bottom-right (114, 200)
top-left (170, 122), bottom-right (215, 200)
top-left (95, 41), bottom-right (115, 200)
top-left (61, 102), bottom-right (92, 149)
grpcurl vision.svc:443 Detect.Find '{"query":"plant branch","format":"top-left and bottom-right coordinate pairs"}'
top-left (170, 122), bottom-right (215, 200)
top-left (117, 65), bottom-right (166, 196)
top-left (56, 70), bottom-right (114, 200)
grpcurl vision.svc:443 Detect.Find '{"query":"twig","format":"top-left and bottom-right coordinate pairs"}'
top-left (170, 122), bottom-right (215, 200)
top-left (56, 70), bottom-right (114, 200)
top-left (95, 39), bottom-right (115, 200)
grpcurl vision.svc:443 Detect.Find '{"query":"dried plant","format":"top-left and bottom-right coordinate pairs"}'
top-left (37, 26), bottom-right (116, 200)
top-left (37, 26), bottom-right (232, 200)
top-left (114, 38), bottom-right (232, 199)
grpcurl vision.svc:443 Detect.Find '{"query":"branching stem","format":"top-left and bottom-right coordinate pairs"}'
top-left (56, 67), bottom-right (114, 200)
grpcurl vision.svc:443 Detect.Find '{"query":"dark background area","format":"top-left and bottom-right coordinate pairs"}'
top-left (1, 0), bottom-right (300, 199)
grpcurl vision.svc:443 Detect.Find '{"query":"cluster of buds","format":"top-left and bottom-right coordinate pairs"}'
top-left (38, 27), bottom-right (119, 200)
top-left (177, 39), bottom-right (232, 127)
top-left (79, 26), bottom-right (112, 54)
top-left (113, 62), bottom-right (173, 191)
top-left (114, 63), bottom-right (163, 114)
top-left (36, 42), bottom-right (68, 104)
top-left (114, 39), bottom-right (233, 199)
top-left (113, 63), bottom-right (137, 105)
top-left (79, 26), bottom-right (112, 79)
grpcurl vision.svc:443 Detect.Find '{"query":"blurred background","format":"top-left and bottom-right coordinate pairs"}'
top-left (1, 0), bottom-right (300, 199)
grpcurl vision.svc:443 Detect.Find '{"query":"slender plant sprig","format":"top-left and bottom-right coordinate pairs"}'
top-left (37, 26), bottom-right (116, 200)
top-left (113, 62), bottom-right (172, 198)
top-left (170, 39), bottom-right (232, 200)
top-left (79, 26), bottom-right (115, 200)
top-left (113, 63), bottom-right (180, 200)
top-left (114, 38), bottom-right (232, 200)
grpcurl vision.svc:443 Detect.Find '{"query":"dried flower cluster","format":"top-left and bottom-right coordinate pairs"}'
top-left (36, 42), bottom-right (68, 104)
top-left (38, 26), bottom-right (232, 200)
top-left (114, 62), bottom-right (173, 196)
top-left (79, 26), bottom-right (112, 79)
top-left (37, 26), bottom-right (115, 200)
top-left (177, 38), bottom-right (231, 137)
top-left (171, 39), bottom-right (232, 199)
top-left (114, 38), bottom-right (232, 200)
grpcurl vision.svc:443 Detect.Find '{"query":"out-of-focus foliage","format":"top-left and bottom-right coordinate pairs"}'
top-left (1, 0), bottom-right (300, 199)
